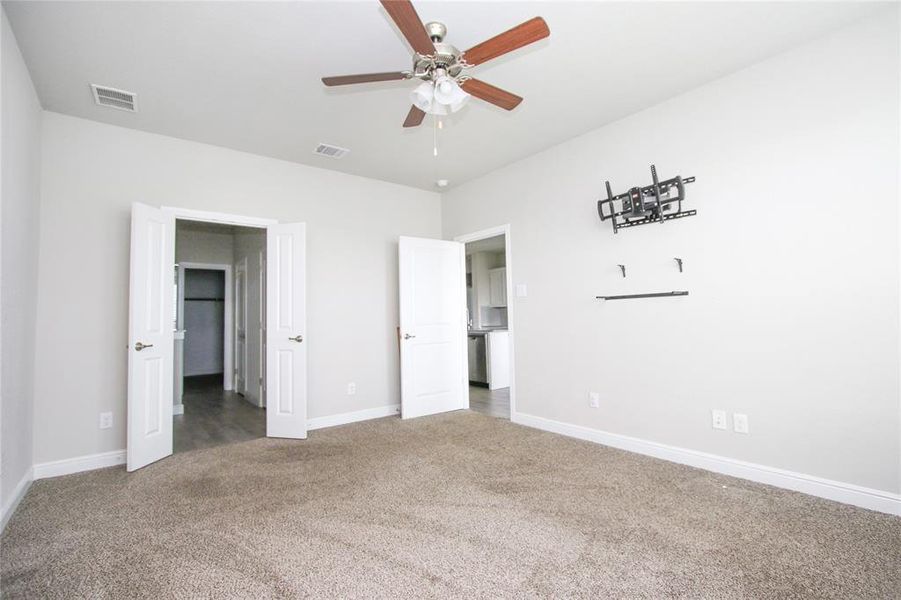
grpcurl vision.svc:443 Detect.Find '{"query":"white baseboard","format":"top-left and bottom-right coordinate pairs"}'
top-left (172, 403), bottom-right (184, 416)
top-left (1, 469), bottom-right (33, 532)
top-left (512, 412), bottom-right (901, 517)
top-left (308, 404), bottom-right (400, 431)
top-left (33, 449), bottom-right (127, 480)
top-left (29, 407), bottom-right (399, 481)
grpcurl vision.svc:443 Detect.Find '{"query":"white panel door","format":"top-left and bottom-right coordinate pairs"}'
top-left (398, 236), bottom-right (467, 419)
top-left (259, 250), bottom-right (267, 407)
top-left (127, 203), bottom-right (175, 471)
top-left (266, 222), bottom-right (307, 439)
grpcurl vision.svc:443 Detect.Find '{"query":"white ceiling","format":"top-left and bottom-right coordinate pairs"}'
top-left (5, 1), bottom-right (882, 191)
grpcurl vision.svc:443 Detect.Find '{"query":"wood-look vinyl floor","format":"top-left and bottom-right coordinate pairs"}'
top-left (468, 385), bottom-right (510, 419)
top-left (173, 374), bottom-right (266, 454)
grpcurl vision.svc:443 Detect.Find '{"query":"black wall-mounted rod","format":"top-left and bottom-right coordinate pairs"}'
top-left (596, 291), bottom-right (689, 301)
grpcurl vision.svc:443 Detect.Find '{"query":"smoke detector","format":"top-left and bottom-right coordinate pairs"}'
top-left (90, 84), bottom-right (137, 112)
top-left (436, 179), bottom-right (449, 188)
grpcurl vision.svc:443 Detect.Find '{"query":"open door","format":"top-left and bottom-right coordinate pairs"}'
top-left (127, 203), bottom-right (175, 471)
top-left (398, 236), bottom-right (467, 419)
top-left (235, 259), bottom-right (247, 395)
top-left (266, 222), bottom-right (307, 439)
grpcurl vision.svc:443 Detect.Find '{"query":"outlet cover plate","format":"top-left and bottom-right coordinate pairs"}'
top-left (711, 409), bottom-right (727, 430)
top-left (589, 392), bottom-right (600, 408)
top-left (733, 413), bottom-right (749, 434)
top-left (99, 412), bottom-right (113, 429)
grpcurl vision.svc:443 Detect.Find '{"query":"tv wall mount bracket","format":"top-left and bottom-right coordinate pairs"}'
top-left (597, 165), bottom-right (696, 234)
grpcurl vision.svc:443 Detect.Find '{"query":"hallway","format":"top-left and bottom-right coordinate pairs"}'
top-left (174, 375), bottom-right (266, 453)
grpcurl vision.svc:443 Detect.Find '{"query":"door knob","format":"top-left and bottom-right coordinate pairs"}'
top-left (289, 335), bottom-right (303, 343)
top-left (403, 333), bottom-right (416, 340)
top-left (134, 342), bottom-right (153, 351)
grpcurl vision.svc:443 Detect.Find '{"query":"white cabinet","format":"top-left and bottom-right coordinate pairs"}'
top-left (488, 268), bottom-right (506, 307)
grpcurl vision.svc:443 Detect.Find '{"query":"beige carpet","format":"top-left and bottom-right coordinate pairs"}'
top-left (2, 412), bottom-right (899, 599)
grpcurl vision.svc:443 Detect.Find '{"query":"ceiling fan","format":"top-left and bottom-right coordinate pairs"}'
top-left (321, 0), bottom-right (549, 127)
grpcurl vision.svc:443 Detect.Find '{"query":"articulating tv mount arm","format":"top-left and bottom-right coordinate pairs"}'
top-left (597, 165), bottom-right (696, 234)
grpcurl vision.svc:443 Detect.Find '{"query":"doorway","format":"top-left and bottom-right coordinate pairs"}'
top-left (172, 220), bottom-right (268, 453)
top-left (127, 205), bottom-right (308, 471)
top-left (396, 226), bottom-right (516, 422)
top-left (462, 231), bottom-right (511, 420)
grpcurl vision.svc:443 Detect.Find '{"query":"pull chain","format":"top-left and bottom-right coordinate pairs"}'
top-left (433, 116), bottom-right (439, 157)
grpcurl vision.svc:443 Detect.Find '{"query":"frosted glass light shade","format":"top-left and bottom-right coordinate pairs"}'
top-left (410, 76), bottom-right (471, 116)
top-left (410, 81), bottom-right (435, 112)
top-left (433, 75), bottom-right (469, 111)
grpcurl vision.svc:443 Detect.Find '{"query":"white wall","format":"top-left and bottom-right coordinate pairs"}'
top-left (1, 7), bottom-right (42, 521)
top-left (34, 112), bottom-right (440, 464)
top-left (176, 224), bottom-right (235, 265)
top-left (442, 13), bottom-right (901, 494)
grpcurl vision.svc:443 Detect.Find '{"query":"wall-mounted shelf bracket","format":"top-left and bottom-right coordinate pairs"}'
top-left (674, 257), bottom-right (683, 272)
top-left (617, 264), bottom-right (626, 278)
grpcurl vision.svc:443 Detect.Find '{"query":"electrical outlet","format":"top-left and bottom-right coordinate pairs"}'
top-left (346, 382), bottom-right (356, 396)
top-left (99, 412), bottom-right (113, 429)
top-left (515, 284), bottom-right (528, 298)
top-left (589, 392), bottom-right (600, 408)
top-left (711, 409), bottom-right (727, 430)
top-left (733, 413), bottom-right (749, 434)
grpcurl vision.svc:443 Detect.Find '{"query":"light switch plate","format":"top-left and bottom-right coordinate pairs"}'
top-left (711, 409), bottom-right (727, 430)
top-left (515, 284), bottom-right (528, 298)
top-left (733, 413), bottom-right (749, 434)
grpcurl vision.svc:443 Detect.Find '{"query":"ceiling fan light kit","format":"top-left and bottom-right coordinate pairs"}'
top-left (410, 70), bottom-right (470, 116)
top-left (321, 0), bottom-right (549, 127)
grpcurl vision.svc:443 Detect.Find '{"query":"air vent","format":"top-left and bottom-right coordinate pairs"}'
top-left (313, 143), bottom-right (350, 159)
top-left (91, 84), bottom-right (137, 112)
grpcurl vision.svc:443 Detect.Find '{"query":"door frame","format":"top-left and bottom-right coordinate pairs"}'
top-left (454, 224), bottom-right (517, 418)
top-left (164, 205), bottom-right (277, 394)
top-left (130, 206), bottom-right (307, 468)
top-left (177, 262), bottom-right (234, 391)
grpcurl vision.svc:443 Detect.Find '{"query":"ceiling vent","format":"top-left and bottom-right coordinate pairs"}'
top-left (313, 143), bottom-right (350, 159)
top-left (91, 84), bottom-right (137, 112)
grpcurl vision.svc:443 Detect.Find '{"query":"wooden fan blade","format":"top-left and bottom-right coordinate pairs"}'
top-left (403, 105), bottom-right (426, 127)
top-left (380, 0), bottom-right (434, 56)
top-left (463, 17), bottom-right (549, 66)
top-left (461, 79), bottom-right (523, 111)
top-left (321, 72), bottom-right (408, 86)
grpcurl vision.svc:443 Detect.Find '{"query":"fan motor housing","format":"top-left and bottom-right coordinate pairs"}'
top-left (413, 23), bottom-right (465, 79)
